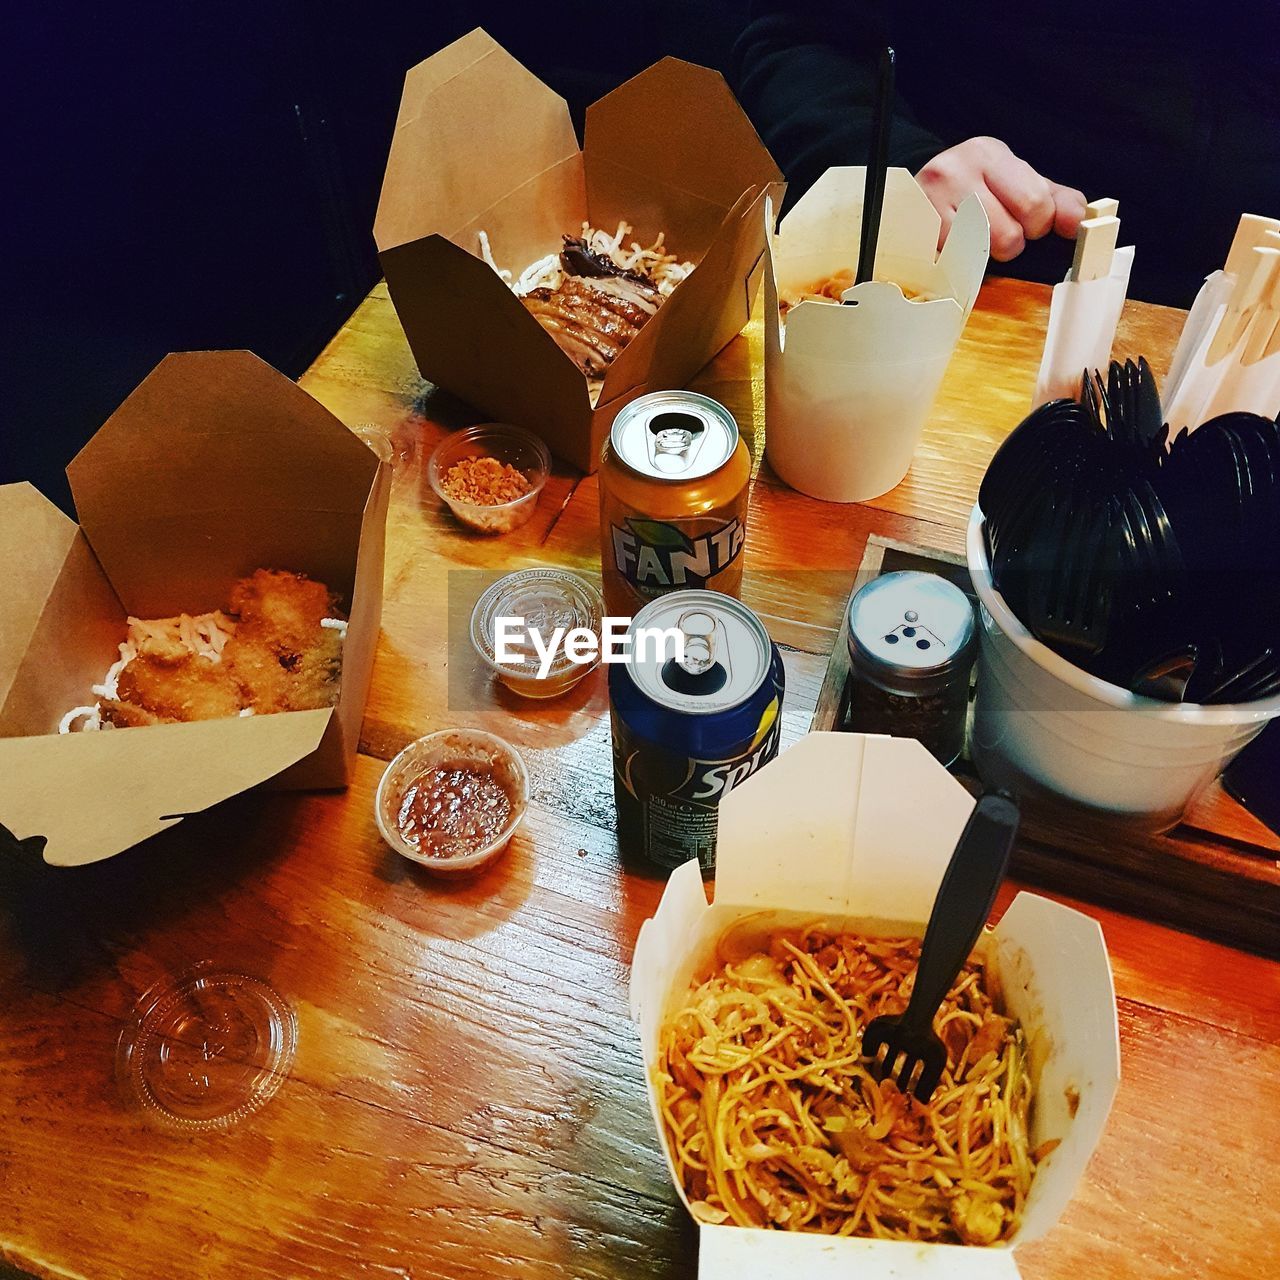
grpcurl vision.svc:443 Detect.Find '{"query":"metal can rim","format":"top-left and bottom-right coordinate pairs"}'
top-left (622, 589), bottom-right (774, 716)
top-left (608, 391), bottom-right (740, 482)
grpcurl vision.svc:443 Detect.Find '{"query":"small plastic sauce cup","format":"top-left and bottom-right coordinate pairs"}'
top-left (427, 424), bottom-right (550, 534)
top-left (470, 569), bottom-right (604, 699)
top-left (375, 729), bottom-right (529, 877)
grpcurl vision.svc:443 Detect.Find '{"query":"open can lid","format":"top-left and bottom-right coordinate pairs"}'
top-left (610, 392), bottom-right (739, 481)
top-left (626, 590), bottom-right (772, 715)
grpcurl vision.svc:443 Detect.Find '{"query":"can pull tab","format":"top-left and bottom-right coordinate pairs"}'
top-left (661, 608), bottom-right (729, 696)
top-left (677, 610), bottom-right (717, 675)
top-left (647, 411), bottom-right (707, 474)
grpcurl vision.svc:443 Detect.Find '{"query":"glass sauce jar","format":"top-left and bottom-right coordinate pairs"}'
top-left (844, 571), bottom-right (977, 767)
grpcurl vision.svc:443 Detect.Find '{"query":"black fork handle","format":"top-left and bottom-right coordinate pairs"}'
top-left (897, 792), bottom-right (1021, 1038)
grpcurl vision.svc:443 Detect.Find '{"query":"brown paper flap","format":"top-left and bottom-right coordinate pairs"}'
top-left (584, 155), bottom-right (735, 264)
top-left (445, 153), bottom-right (588, 296)
top-left (584, 58), bottom-right (781, 245)
top-left (373, 28), bottom-right (580, 253)
top-left (0, 484), bottom-right (115, 714)
top-left (381, 233), bottom-right (595, 465)
top-left (271, 455), bottom-right (391, 790)
top-left (600, 183), bottom-right (779, 401)
top-left (0, 708), bottom-right (331, 866)
top-left (0, 534), bottom-right (125, 738)
top-left (66, 351), bottom-right (380, 618)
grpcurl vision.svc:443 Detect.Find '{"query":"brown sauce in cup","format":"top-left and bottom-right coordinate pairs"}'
top-left (395, 764), bottom-right (513, 859)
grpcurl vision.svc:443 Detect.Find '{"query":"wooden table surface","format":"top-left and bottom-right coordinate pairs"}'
top-left (3, 278), bottom-right (1279, 1280)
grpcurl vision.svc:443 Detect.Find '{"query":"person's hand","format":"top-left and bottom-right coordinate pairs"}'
top-left (916, 137), bottom-right (1087, 262)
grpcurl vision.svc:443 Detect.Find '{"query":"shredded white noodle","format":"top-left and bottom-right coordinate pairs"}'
top-left (481, 221), bottom-right (694, 299)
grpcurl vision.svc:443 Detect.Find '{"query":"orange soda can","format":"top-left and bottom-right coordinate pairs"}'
top-left (598, 391), bottom-right (751, 618)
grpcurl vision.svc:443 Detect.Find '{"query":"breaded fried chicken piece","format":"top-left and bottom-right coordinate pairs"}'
top-left (99, 698), bottom-right (172, 728)
top-left (115, 653), bottom-right (244, 722)
top-left (228, 570), bottom-right (338, 650)
top-left (225, 625), bottom-right (343, 713)
top-left (70, 570), bottom-right (345, 731)
top-left (223, 568), bottom-right (344, 712)
top-left (128, 631), bottom-right (193, 665)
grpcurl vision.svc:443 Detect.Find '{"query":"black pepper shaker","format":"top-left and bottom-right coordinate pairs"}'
top-left (845, 571), bottom-right (977, 767)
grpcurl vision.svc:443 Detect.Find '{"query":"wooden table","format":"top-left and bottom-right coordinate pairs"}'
top-left (3, 279), bottom-right (1279, 1280)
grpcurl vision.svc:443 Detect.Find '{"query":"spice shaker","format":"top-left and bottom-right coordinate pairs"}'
top-left (845, 571), bottom-right (977, 766)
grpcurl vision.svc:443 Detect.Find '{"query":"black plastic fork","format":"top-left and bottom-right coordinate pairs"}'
top-left (861, 792), bottom-right (1021, 1102)
top-left (1025, 479), bottom-right (1114, 663)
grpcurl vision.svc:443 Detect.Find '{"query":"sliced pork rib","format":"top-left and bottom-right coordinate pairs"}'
top-left (521, 276), bottom-right (664, 376)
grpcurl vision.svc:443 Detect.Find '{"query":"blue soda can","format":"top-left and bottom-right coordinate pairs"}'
top-left (609, 590), bottom-right (784, 872)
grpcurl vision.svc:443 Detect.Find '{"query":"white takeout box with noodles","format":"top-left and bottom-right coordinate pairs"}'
top-left (630, 732), bottom-right (1120, 1279)
top-left (764, 169), bottom-right (989, 503)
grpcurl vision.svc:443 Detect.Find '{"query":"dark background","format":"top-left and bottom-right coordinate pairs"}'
top-left (2, 2), bottom-right (745, 513)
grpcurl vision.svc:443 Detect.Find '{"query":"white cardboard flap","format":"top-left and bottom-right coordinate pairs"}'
top-left (630, 733), bottom-right (1121, 1280)
top-left (770, 168), bottom-right (941, 291)
top-left (714, 732), bottom-right (974, 919)
top-left (992, 893), bottom-right (1121, 1242)
top-left (699, 1224), bottom-right (1020, 1280)
top-left (934, 195), bottom-right (993, 323)
top-left (769, 168), bottom-right (987, 312)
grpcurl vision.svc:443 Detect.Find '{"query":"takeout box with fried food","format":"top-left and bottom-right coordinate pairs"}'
top-left (0, 350), bottom-right (390, 867)
top-left (631, 732), bottom-right (1120, 1279)
top-left (373, 27), bottom-right (783, 473)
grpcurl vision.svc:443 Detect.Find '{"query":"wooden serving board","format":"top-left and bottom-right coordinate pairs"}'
top-left (812, 535), bottom-right (1280, 959)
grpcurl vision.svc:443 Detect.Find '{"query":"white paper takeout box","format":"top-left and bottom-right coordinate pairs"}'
top-left (0, 351), bottom-right (391, 867)
top-left (764, 170), bottom-right (990, 503)
top-left (631, 732), bottom-right (1120, 1279)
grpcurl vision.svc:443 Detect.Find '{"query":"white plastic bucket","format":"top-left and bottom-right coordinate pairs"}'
top-left (966, 506), bottom-right (1280, 829)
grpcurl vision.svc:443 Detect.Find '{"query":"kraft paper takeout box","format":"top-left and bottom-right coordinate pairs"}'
top-left (764, 168), bottom-right (989, 503)
top-left (631, 732), bottom-right (1121, 1279)
top-left (373, 28), bottom-right (783, 473)
top-left (0, 350), bottom-right (390, 867)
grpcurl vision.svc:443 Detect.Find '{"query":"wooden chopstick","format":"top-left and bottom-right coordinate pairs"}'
top-left (1207, 245), bottom-right (1280, 364)
top-left (1242, 245), bottom-right (1280, 365)
top-left (1070, 209), bottom-right (1121, 283)
top-left (1223, 213), bottom-right (1280, 277)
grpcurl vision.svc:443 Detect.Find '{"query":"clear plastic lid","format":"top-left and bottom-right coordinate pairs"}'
top-left (470, 568), bottom-right (604, 677)
top-left (116, 965), bottom-right (296, 1132)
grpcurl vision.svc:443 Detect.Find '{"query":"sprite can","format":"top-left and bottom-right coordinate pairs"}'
top-left (610, 590), bottom-right (784, 872)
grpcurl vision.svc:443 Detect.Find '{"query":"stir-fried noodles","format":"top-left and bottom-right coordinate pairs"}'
top-left (658, 927), bottom-right (1048, 1245)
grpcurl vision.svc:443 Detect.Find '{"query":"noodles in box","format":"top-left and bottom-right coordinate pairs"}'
top-left (631, 732), bottom-right (1120, 1279)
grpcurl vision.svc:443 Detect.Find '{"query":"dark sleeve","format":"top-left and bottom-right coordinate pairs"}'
top-left (730, 0), bottom-right (944, 209)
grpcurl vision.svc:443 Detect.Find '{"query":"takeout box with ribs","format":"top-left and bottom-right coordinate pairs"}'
top-left (631, 732), bottom-right (1120, 1279)
top-left (0, 350), bottom-right (390, 867)
top-left (374, 27), bottom-right (783, 472)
